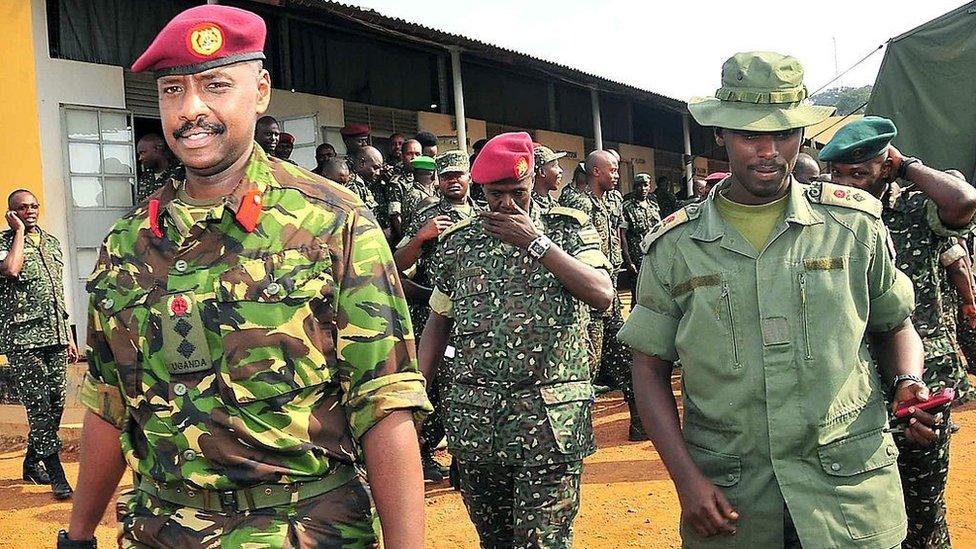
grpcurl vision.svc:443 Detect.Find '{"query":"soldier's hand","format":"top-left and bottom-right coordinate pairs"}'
top-left (67, 341), bottom-right (80, 364)
top-left (6, 211), bottom-right (25, 233)
top-left (885, 146), bottom-right (905, 183)
top-left (480, 202), bottom-right (540, 248)
top-left (676, 472), bottom-right (738, 537)
top-left (892, 381), bottom-right (941, 446)
top-left (419, 215), bottom-right (454, 241)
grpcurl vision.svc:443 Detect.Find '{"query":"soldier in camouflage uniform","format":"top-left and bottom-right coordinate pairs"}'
top-left (532, 145), bottom-right (566, 212)
top-left (401, 155), bottom-right (439, 228)
top-left (1, 190), bottom-right (78, 500)
top-left (558, 150), bottom-right (645, 440)
top-left (824, 116), bottom-right (976, 549)
top-left (61, 7), bottom-right (432, 548)
top-left (136, 134), bottom-right (185, 202)
top-left (386, 139), bottom-right (423, 239)
top-left (420, 132), bottom-right (614, 548)
top-left (619, 173), bottom-right (661, 293)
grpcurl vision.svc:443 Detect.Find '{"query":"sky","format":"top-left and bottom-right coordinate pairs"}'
top-left (342, 0), bottom-right (967, 101)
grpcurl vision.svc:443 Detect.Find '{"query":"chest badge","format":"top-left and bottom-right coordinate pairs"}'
top-left (161, 294), bottom-right (212, 375)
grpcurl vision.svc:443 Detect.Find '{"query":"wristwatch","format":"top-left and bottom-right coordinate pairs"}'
top-left (897, 156), bottom-right (921, 180)
top-left (526, 235), bottom-right (553, 260)
top-left (57, 530), bottom-right (97, 548)
top-left (889, 373), bottom-right (924, 400)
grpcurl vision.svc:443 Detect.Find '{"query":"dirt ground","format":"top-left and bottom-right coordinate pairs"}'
top-left (2, 394), bottom-right (976, 548)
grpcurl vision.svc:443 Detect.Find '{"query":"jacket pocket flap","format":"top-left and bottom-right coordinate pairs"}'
top-left (686, 442), bottom-right (741, 487)
top-left (818, 428), bottom-right (898, 477)
top-left (540, 380), bottom-right (595, 405)
top-left (87, 269), bottom-right (151, 316)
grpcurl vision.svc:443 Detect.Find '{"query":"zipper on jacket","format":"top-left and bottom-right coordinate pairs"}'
top-left (799, 272), bottom-right (812, 360)
top-left (721, 282), bottom-right (741, 368)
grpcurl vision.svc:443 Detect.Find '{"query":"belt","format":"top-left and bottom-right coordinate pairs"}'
top-left (135, 463), bottom-right (357, 512)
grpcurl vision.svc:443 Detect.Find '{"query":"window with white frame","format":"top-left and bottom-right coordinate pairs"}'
top-left (64, 107), bottom-right (135, 209)
top-left (281, 115), bottom-right (318, 170)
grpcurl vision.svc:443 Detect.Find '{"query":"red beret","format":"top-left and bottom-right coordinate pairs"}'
top-left (340, 124), bottom-right (371, 137)
top-left (131, 5), bottom-right (266, 77)
top-left (471, 132), bottom-right (535, 185)
top-left (278, 132), bottom-right (295, 144)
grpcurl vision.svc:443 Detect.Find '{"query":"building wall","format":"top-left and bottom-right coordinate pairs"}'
top-left (417, 112), bottom-right (487, 154)
top-left (267, 90), bottom-right (345, 129)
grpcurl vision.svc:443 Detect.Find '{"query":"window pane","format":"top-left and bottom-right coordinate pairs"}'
top-left (72, 176), bottom-right (102, 207)
top-left (69, 143), bottom-right (101, 173)
top-left (76, 248), bottom-right (99, 278)
top-left (100, 112), bottom-right (132, 142)
top-left (104, 177), bottom-right (134, 207)
top-left (103, 144), bottom-right (133, 174)
top-left (284, 117), bottom-right (316, 144)
top-left (291, 145), bottom-right (316, 171)
top-left (66, 110), bottom-right (98, 141)
top-left (323, 128), bottom-right (344, 154)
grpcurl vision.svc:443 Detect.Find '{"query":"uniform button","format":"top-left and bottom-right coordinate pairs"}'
top-left (174, 260), bottom-right (188, 272)
top-left (182, 449), bottom-right (197, 462)
top-left (266, 282), bottom-right (281, 296)
top-left (830, 462), bottom-right (841, 471)
top-left (102, 298), bottom-right (114, 310)
top-left (886, 446), bottom-right (897, 456)
top-left (726, 473), bottom-right (736, 482)
top-left (173, 383), bottom-right (187, 396)
top-left (253, 194), bottom-right (263, 205)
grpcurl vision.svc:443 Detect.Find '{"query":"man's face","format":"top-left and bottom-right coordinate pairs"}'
top-left (276, 140), bottom-right (293, 160)
top-left (483, 177), bottom-right (532, 213)
top-left (255, 121), bottom-right (280, 155)
top-left (595, 158), bottom-right (620, 191)
top-left (9, 192), bottom-right (40, 230)
top-left (634, 180), bottom-right (649, 199)
top-left (157, 63), bottom-right (271, 176)
top-left (538, 160), bottom-right (563, 192)
top-left (829, 155), bottom-right (890, 197)
top-left (717, 128), bottom-right (802, 201)
top-left (402, 142), bottom-right (422, 169)
top-left (422, 145), bottom-right (438, 157)
top-left (316, 145), bottom-right (336, 165)
top-left (439, 170), bottom-right (470, 201)
top-left (358, 154), bottom-right (383, 183)
top-left (333, 166), bottom-right (350, 186)
top-left (345, 136), bottom-right (369, 157)
top-left (415, 169), bottom-right (436, 187)
top-left (137, 140), bottom-right (165, 171)
top-left (390, 135), bottom-right (404, 161)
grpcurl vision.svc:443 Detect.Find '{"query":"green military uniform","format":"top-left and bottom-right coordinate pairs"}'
top-left (532, 145), bottom-right (567, 214)
top-left (0, 228), bottom-right (72, 462)
top-left (81, 145), bottom-right (432, 547)
top-left (400, 173), bottom-right (437, 228)
top-left (429, 204), bottom-right (610, 548)
top-left (531, 191), bottom-right (554, 212)
top-left (620, 192), bottom-right (661, 272)
top-left (820, 115), bottom-right (976, 549)
top-left (620, 179), bottom-right (915, 548)
top-left (346, 172), bottom-right (379, 213)
top-left (136, 163), bottom-right (185, 202)
top-left (368, 172), bottom-right (402, 231)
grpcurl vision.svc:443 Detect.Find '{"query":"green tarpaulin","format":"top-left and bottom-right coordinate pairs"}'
top-left (867, 2), bottom-right (976, 179)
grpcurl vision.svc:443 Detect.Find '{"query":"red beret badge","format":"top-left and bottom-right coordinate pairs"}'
top-left (514, 157), bottom-right (529, 179)
top-left (187, 22), bottom-right (225, 58)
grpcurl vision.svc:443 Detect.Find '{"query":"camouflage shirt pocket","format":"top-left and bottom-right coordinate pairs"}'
top-left (451, 273), bottom-right (491, 336)
top-left (539, 380), bottom-right (595, 456)
top-left (87, 268), bottom-right (153, 399)
top-left (212, 247), bottom-right (337, 404)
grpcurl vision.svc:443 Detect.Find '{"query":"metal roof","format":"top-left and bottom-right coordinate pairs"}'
top-left (281, 0), bottom-right (688, 113)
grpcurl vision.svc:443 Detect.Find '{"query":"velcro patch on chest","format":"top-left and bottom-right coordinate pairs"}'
top-left (578, 227), bottom-right (602, 246)
top-left (671, 274), bottom-right (721, 297)
top-left (803, 257), bottom-right (846, 271)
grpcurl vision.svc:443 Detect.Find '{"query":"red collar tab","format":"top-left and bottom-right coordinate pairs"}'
top-left (235, 189), bottom-right (263, 233)
top-left (148, 199), bottom-right (164, 238)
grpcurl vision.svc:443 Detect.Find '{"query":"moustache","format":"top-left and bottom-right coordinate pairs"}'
top-left (173, 118), bottom-right (226, 139)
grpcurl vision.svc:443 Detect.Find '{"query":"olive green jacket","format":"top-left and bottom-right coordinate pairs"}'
top-left (619, 179), bottom-right (915, 548)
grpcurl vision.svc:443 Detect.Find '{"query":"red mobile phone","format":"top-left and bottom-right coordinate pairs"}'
top-left (894, 388), bottom-right (954, 419)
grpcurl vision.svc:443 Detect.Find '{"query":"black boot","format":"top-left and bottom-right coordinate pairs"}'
top-left (421, 449), bottom-right (444, 482)
top-left (41, 452), bottom-right (73, 500)
top-left (448, 459), bottom-right (460, 491)
top-left (23, 447), bottom-right (51, 485)
top-left (627, 399), bottom-right (649, 442)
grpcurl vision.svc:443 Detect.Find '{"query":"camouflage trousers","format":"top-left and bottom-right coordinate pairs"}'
top-left (894, 405), bottom-right (952, 549)
top-left (455, 459), bottom-right (583, 549)
top-left (412, 301), bottom-right (445, 455)
top-left (117, 474), bottom-right (379, 548)
top-left (924, 352), bottom-right (973, 406)
top-left (7, 345), bottom-right (67, 458)
top-left (955, 313), bottom-right (976, 374)
top-left (601, 295), bottom-right (633, 401)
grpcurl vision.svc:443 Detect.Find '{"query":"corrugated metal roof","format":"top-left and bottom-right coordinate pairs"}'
top-left (280, 0), bottom-right (688, 113)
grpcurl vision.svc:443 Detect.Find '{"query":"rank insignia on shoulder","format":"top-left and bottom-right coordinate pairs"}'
top-left (578, 227), bottom-right (602, 246)
top-left (641, 207), bottom-right (691, 253)
top-left (808, 182), bottom-right (882, 218)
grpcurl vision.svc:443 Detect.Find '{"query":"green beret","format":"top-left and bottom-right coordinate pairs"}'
top-left (634, 173), bottom-right (652, 184)
top-left (435, 150), bottom-right (469, 174)
top-left (411, 155), bottom-right (436, 171)
top-left (819, 116), bottom-right (898, 164)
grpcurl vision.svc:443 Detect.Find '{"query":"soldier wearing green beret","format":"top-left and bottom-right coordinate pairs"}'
top-left (401, 155), bottom-right (439, 229)
top-left (620, 173), bottom-right (661, 281)
top-left (824, 115), bottom-right (976, 549)
top-left (620, 51), bottom-right (939, 548)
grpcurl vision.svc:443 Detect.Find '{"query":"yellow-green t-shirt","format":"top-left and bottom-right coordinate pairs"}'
top-left (714, 190), bottom-right (789, 251)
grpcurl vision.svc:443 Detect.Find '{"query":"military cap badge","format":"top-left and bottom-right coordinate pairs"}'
top-left (187, 23), bottom-right (225, 57)
top-left (514, 156), bottom-right (529, 179)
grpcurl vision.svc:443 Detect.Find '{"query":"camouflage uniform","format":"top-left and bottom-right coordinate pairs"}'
top-left (397, 196), bottom-right (479, 460)
top-left (428, 205), bottom-right (610, 548)
top-left (531, 191), bottom-right (555, 213)
top-left (620, 195), bottom-right (661, 273)
top-left (557, 185), bottom-right (629, 396)
top-left (367, 173), bottom-right (402, 231)
top-left (346, 172), bottom-right (378, 212)
top-left (0, 229), bottom-right (72, 459)
top-left (137, 163), bottom-right (185, 202)
top-left (80, 145), bottom-right (432, 547)
top-left (400, 174), bottom-right (437, 229)
top-left (882, 184), bottom-right (975, 549)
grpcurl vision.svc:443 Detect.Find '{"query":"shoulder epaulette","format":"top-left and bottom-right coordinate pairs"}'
top-left (640, 206), bottom-right (698, 254)
top-left (545, 206), bottom-right (590, 225)
top-left (415, 199), bottom-right (441, 217)
top-left (438, 217), bottom-right (475, 242)
top-left (807, 182), bottom-right (882, 218)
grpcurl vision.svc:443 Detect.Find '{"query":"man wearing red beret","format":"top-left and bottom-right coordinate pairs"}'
top-left (61, 5), bottom-right (431, 548)
top-left (419, 132), bottom-right (614, 547)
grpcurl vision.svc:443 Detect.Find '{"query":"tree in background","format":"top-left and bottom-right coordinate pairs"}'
top-left (811, 85), bottom-right (872, 116)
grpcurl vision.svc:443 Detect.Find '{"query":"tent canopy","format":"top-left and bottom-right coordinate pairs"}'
top-left (867, 2), bottom-right (976, 179)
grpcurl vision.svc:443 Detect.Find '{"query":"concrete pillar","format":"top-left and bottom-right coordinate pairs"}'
top-left (591, 88), bottom-right (603, 150)
top-left (449, 47), bottom-right (467, 152)
top-left (682, 113), bottom-right (693, 196)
